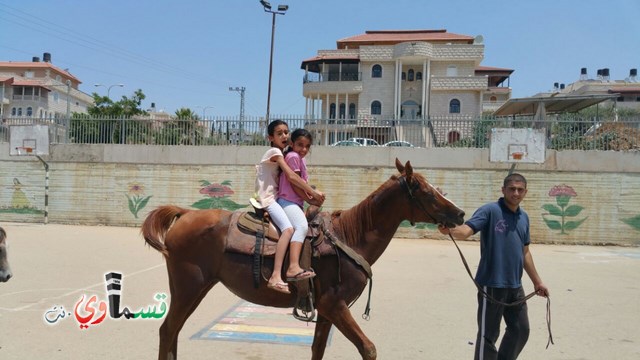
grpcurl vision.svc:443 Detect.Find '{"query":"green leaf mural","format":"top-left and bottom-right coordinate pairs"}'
top-left (622, 214), bottom-right (640, 232)
top-left (192, 180), bottom-right (247, 211)
top-left (542, 184), bottom-right (588, 235)
top-left (126, 182), bottom-right (153, 219)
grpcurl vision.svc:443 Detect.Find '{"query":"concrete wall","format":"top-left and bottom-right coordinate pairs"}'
top-left (1, 143), bottom-right (639, 245)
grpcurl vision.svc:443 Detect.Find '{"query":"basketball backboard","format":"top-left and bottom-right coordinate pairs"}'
top-left (489, 128), bottom-right (545, 163)
top-left (9, 125), bottom-right (50, 156)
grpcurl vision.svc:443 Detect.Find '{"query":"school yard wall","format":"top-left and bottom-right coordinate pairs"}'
top-left (1, 143), bottom-right (639, 246)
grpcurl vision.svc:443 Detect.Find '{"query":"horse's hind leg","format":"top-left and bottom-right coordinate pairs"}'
top-left (158, 264), bottom-right (216, 360)
top-left (311, 314), bottom-right (333, 360)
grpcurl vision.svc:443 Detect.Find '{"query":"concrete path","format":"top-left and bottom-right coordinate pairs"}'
top-left (0, 222), bottom-right (638, 359)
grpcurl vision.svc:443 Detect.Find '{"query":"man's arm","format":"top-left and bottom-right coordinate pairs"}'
top-left (437, 223), bottom-right (474, 240)
top-left (524, 245), bottom-right (549, 297)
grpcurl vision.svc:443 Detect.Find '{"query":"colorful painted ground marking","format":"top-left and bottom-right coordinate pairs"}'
top-left (191, 301), bottom-right (331, 346)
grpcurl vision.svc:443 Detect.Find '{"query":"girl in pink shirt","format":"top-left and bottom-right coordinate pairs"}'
top-left (277, 128), bottom-right (322, 282)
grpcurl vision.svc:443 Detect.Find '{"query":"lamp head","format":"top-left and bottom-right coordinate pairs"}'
top-left (260, 0), bottom-right (271, 10)
top-left (277, 4), bottom-right (288, 12)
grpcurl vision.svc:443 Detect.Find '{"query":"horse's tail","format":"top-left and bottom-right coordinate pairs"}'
top-left (141, 205), bottom-right (189, 257)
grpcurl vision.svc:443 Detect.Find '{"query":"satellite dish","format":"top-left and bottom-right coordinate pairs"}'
top-left (474, 35), bottom-right (484, 44)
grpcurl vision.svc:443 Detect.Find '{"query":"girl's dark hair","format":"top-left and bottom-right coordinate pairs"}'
top-left (284, 128), bottom-right (313, 156)
top-left (267, 119), bottom-right (288, 136)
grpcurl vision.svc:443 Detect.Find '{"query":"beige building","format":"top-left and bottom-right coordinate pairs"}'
top-left (300, 29), bottom-right (513, 145)
top-left (0, 53), bottom-right (93, 121)
top-left (550, 67), bottom-right (640, 111)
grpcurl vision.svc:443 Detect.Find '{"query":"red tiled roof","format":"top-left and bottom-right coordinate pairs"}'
top-left (0, 61), bottom-right (81, 83)
top-left (301, 54), bottom-right (360, 63)
top-left (337, 30), bottom-right (474, 48)
top-left (11, 79), bottom-right (51, 89)
top-left (476, 66), bottom-right (514, 72)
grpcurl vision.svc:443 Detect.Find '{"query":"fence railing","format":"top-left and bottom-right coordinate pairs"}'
top-left (2, 114), bottom-right (639, 151)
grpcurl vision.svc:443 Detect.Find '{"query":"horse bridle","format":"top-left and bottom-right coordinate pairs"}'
top-left (398, 175), bottom-right (554, 349)
top-left (398, 175), bottom-right (440, 226)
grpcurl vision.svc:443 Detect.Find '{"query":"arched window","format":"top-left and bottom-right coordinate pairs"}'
top-left (371, 101), bottom-right (382, 115)
top-left (11, 107), bottom-right (16, 116)
top-left (17, 108), bottom-right (23, 116)
top-left (408, 69), bottom-right (414, 81)
top-left (490, 96), bottom-right (497, 103)
top-left (26, 107), bottom-right (33, 117)
top-left (401, 72), bottom-right (406, 81)
top-left (448, 131), bottom-right (461, 144)
top-left (446, 65), bottom-right (458, 77)
top-left (372, 64), bottom-right (382, 78)
top-left (416, 72), bottom-right (422, 81)
top-left (449, 99), bottom-right (461, 113)
top-left (329, 103), bottom-right (336, 119)
top-left (339, 103), bottom-right (346, 119)
top-left (349, 103), bottom-right (356, 119)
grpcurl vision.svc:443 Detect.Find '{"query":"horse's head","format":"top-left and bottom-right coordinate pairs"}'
top-left (0, 227), bottom-right (12, 282)
top-left (395, 158), bottom-right (465, 228)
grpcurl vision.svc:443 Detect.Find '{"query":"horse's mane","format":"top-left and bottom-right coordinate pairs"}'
top-left (332, 175), bottom-right (400, 247)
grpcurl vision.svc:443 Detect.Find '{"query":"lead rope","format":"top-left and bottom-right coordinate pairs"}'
top-left (448, 233), bottom-right (554, 349)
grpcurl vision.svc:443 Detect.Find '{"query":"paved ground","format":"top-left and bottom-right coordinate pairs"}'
top-left (0, 222), bottom-right (639, 359)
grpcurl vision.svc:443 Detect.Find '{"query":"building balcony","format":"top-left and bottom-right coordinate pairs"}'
top-left (303, 73), bottom-right (363, 96)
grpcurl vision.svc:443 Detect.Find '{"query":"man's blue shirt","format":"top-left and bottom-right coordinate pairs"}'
top-left (465, 198), bottom-right (530, 288)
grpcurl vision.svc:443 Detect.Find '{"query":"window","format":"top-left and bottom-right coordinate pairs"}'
top-left (447, 65), bottom-right (458, 77)
top-left (339, 103), bottom-right (346, 119)
top-left (490, 96), bottom-right (497, 103)
top-left (26, 107), bottom-right (33, 117)
top-left (17, 108), bottom-right (23, 116)
top-left (408, 69), bottom-right (414, 81)
top-left (401, 72), bottom-right (406, 81)
top-left (349, 103), bottom-right (356, 119)
top-left (448, 131), bottom-right (461, 144)
top-left (53, 92), bottom-right (59, 103)
top-left (449, 99), bottom-right (461, 113)
top-left (11, 107), bottom-right (16, 116)
top-left (329, 103), bottom-right (336, 119)
top-left (371, 101), bottom-right (382, 115)
top-left (416, 72), bottom-right (422, 81)
top-left (372, 64), bottom-right (382, 78)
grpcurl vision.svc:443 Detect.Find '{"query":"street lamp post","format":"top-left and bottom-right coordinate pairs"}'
top-left (259, 0), bottom-right (288, 123)
top-left (94, 83), bottom-right (124, 99)
top-left (201, 106), bottom-right (214, 119)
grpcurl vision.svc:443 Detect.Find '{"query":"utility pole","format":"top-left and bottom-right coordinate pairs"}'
top-left (229, 87), bottom-right (246, 144)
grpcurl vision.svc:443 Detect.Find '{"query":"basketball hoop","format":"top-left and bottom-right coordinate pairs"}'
top-left (16, 146), bottom-right (34, 155)
top-left (511, 152), bottom-right (524, 160)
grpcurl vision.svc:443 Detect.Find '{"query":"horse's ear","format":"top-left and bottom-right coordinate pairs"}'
top-left (405, 160), bottom-right (413, 179)
top-left (395, 158), bottom-right (404, 173)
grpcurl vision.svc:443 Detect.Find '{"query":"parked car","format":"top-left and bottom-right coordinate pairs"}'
top-left (383, 141), bottom-right (415, 147)
top-left (348, 137), bottom-right (380, 146)
top-left (331, 140), bottom-right (362, 147)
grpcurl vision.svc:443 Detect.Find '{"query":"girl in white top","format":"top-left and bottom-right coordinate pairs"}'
top-left (255, 120), bottom-right (324, 294)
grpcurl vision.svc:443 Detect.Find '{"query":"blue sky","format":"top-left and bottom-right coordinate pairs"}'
top-left (1, 0), bottom-right (638, 117)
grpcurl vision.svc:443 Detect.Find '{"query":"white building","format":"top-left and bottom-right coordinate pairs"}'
top-left (300, 29), bottom-right (513, 145)
top-left (0, 53), bottom-right (93, 121)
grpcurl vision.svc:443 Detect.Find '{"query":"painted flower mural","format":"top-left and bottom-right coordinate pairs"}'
top-left (126, 182), bottom-right (152, 219)
top-left (542, 184), bottom-right (588, 234)
top-left (192, 180), bottom-right (246, 210)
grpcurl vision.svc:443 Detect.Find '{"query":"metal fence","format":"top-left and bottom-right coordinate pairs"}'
top-left (1, 114), bottom-right (639, 151)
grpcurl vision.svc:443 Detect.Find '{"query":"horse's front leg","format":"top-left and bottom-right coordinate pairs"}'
top-left (311, 314), bottom-right (332, 360)
top-left (320, 301), bottom-right (376, 360)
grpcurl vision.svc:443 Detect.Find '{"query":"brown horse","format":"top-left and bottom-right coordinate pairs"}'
top-left (0, 227), bottom-right (12, 282)
top-left (142, 159), bottom-right (465, 360)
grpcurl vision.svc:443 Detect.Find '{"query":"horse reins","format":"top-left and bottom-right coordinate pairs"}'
top-left (399, 175), bottom-right (554, 349)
